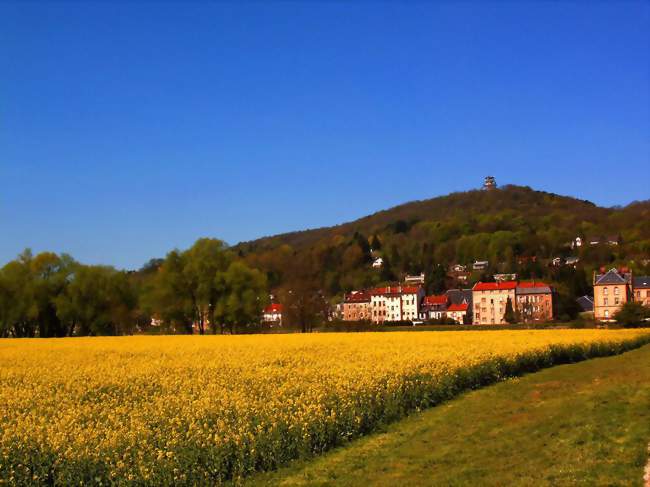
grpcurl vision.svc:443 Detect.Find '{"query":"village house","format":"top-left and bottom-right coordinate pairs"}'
top-left (494, 273), bottom-right (517, 282)
top-left (515, 281), bottom-right (553, 323)
top-left (371, 257), bottom-right (384, 268)
top-left (473, 260), bottom-right (489, 271)
top-left (419, 294), bottom-right (448, 320)
top-left (633, 276), bottom-right (650, 306)
top-left (370, 285), bottom-right (424, 323)
top-left (592, 268), bottom-right (632, 321)
top-left (472, 281), bottom-right (517, 325)
top-left (263, 303), bottom-right (283, 326)
top-left (447, 303), bottom-right (469, 324)
top-left (404, 273), bottom-right (425, 285)
top-left (342, 291), bottom-right (372, 321)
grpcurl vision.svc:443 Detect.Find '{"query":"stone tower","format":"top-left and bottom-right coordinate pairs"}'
top-left (483, 176), bottom-right (497, 190)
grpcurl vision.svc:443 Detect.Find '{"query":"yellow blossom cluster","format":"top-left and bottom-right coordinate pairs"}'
top-left (0, 329), bottom-right (649, 484)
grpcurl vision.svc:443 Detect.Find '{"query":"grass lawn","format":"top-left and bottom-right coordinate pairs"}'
top-left (247, 344), bottom-right (650, 486)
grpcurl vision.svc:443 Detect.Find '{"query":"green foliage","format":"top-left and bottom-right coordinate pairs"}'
top-left (236, 186), bottom-right (650, 300)
top-left (614, 302), bottom-right (650, 327)
top-left (504, 297), bottom-right (518, 324)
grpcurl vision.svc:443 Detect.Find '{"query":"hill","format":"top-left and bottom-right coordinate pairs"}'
top-left (236, 185), bottom-right (650, 312)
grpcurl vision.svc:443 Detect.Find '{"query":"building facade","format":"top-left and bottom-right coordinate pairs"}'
top-left (633, 276), bottom-right (650, 307)
top-left (342, 291), bottom-right (372, 321)
top-left (515, 281), bottom-right (553, 323)
top-left (263, 304), bottom-right (283, 326)
top-left (447, 303), bottom-right (469, 324)
top-left (370, 286), bottom-right (424, 323)
top-left (419, 294), bottom-right (448, 320)
top-left (593, 269), bottom-right (633, 321)
top-left (472, 281), bottom-right (517, 325)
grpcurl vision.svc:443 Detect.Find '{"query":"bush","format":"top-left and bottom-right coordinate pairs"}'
top-left (614, 302), bottom-right (650, 328)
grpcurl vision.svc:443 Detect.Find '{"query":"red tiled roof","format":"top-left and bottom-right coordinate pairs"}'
top-left (447, 303), bottom-right (468, 312)
top-left (424, 295), bottom-right (447, 305)
top-left (264, 303), bottom-right (283, 313)
top-left (370, 285), bottom-right (421, 295)
top-left (473, 281), bottom-right (517, 291)
top-left (517, 281), bottom-right (549, 288)
top-left (345, 291), bottom-right (371, 303)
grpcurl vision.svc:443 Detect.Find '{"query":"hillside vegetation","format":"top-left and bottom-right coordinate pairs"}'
top-left (238, 185), bottom-right (650, 307)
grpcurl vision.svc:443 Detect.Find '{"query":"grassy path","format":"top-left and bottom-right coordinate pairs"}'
top-left (248, 344), bottom-right (650, 486)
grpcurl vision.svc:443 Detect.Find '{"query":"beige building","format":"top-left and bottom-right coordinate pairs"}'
top-left (472, 281), bottom-right (517, 325)
top-left (593, 269), bottom-right (632, 321)
top-left (342, 291), bottom-right (372, 321)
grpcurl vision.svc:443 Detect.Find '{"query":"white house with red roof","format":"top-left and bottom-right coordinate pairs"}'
top-left (447, 303), bottom-right (469, 324)
top-left (263, 303), bottom-right (283, 326)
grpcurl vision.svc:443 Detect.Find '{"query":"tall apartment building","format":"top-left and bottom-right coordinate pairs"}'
top-left (370, 285), bottom-right (424, 323)
top-left (472, 281), bottom-right (517, 325)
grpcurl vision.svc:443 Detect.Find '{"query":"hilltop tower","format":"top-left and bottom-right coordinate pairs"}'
top-left (483, 176), bottom-right (497, 190)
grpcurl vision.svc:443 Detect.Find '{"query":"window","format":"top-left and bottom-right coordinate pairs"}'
top-left (614, 287), bottom-right (619, 296)
top-left (604, 287), bottom-right (608, 295)
top-left (615, 297), bottom-right (619, 305)
top-left (604, 298), bottom-right (608, 306)
top-left (605, 310), bottom-right (609, 318)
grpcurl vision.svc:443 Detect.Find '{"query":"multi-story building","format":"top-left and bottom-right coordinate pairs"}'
top-left (472, 281), bottom-right (517, 325)
top-left (419, 294), bottom-right (448, 320)
top-left (342, 291), bottom-right (372, 321)
top-left (515, 281), bottom-right (553, 323)
top-left (370, 285), bottom-right (424, 323)
top-left (263, 303), bottom-right (283, 326)
top-left (633, 276), bottom-right (650, 306)
top-left (593, 269), bottom-right (633, 321)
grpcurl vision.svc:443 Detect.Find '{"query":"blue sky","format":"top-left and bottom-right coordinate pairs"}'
top-left (1, 2), bottom-right (649, 269)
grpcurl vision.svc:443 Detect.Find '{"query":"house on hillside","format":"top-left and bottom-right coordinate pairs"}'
top-left (494, 273), bottom-right (517, 282)
top-left (404, 273), bottom-right (425, 285)
top-left (372, 257), bottom-right (384, 268)
top-left (565, 256), bottom-right (580, 267)
top-left (473, 260), bottom-right (489, 271)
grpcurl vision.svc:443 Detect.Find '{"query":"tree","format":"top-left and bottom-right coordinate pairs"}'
top-left (504, 296), bottom-right (518, 324)
top-left (219, 261), bottom-right (268, 333)
top-left (614, 302), bottom-right (650, 327)
top-left (55, 265), bottom-right (138, 336)
top-left (145, 239), bottom-right (233, 334)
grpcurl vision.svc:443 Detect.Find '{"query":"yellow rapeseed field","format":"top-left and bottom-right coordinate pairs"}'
top-left (1, 329), bottom-right (649, 484)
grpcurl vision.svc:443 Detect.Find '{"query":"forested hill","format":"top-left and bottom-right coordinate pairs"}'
top-left (237, 185), bottom-right (650, 299)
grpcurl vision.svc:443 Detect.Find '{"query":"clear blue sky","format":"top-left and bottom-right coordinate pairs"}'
top-left (2, 2), bottom-right (649, 269)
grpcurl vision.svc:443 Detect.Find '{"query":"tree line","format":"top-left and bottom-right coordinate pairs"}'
top-left (0, 239), bottom-right (270, 337)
